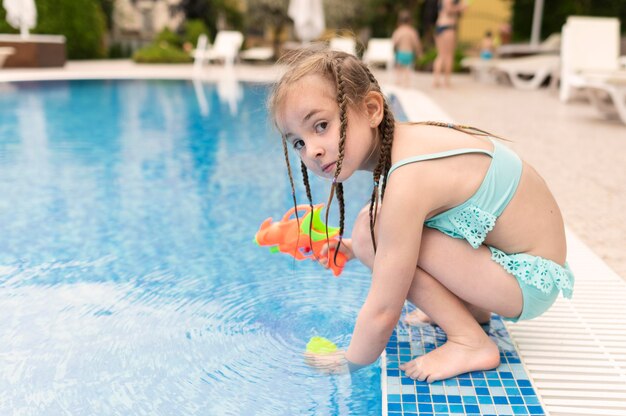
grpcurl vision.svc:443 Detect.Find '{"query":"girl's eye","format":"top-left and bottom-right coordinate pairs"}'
top-left (315, 122), bottom-right (328, 134)
top-left (292, 139), bottom-right (305, 150)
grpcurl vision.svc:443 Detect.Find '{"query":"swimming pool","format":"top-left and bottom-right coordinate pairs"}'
top-left (0, 79), bottom-right (381, 415)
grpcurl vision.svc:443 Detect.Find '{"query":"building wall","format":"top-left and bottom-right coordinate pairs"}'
top-left (113, 0), bottom-right (185, 41)
top-left (457, 0), bottom-right (512, 47)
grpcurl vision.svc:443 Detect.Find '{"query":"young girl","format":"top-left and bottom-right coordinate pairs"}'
top-left (268, 47), bottom-right (574, 382)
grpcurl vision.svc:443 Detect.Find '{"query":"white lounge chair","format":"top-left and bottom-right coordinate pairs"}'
top-left (0, 46), bottom-right (15, 68)
top-left (559, 16), bottom-right (622, 103)
top-left (363, 38), bottom-right (394, 69)
top-left (239, 46), bottom-right (273, 62)
top-left (494, 54), bottom-right (560, 89)
top-left (192, 31), bottom-right (244, 72)
top-left (496, 33), bottom-right (561, 58)
top-left (329, 37), bottom-right (357, 56)
top-left (462, 54), bottom-right (560, 89)
top-left (579, 72), bottom-right (626, 125)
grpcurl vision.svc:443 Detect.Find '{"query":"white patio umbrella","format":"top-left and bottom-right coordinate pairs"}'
top-left (530, 0), bottom-right (545, 46)
top-left (3, 0), bottom-right (37, 39)
top-left (288, 0), bottom-right (325, 43)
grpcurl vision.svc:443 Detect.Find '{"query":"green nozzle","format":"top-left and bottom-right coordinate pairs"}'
top-left (300, 207), bottom-right (340, 242)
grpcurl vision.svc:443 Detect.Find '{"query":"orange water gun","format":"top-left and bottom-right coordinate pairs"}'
top-left (254, 204), bottom-right (347, 276)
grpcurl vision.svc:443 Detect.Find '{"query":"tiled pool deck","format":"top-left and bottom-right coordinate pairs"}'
top-left (382, 306), bottom-right (545, 416)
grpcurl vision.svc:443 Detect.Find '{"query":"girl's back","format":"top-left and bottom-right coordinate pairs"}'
top-left (391, 123), bottom-right (566, 264)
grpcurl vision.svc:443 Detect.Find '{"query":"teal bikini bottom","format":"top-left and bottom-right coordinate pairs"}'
top-left (489, 247), bottom-right (574, 322)
top-left (395, 51), bottom-right (415, 67)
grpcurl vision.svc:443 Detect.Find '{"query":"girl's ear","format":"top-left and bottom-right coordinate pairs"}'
top-left (364, 91), bottom-right (384, 127)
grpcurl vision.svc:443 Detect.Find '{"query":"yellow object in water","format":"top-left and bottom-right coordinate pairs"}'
top-left (306, 336), bottom-right (337, 354)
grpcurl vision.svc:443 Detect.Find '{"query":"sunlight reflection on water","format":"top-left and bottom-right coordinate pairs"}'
top-left (0, 80), bottom-right (381, 415)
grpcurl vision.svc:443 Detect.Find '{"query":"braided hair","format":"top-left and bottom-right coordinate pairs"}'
top-left (268, 46), bottom-right (505, 262)
top-left (268, 45), bottom-right (396, 260)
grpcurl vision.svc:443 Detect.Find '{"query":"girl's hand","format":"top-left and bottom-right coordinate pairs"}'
top-left (304, 349), bottom-right (350, 374)
top-left (319, 238), bottom-right (354, 270)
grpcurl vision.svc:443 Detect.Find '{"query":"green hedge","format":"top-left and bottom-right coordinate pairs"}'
top-left (183, 19), bottom-right (209, 47)
top-left (417, 46), bottom-right (466, 73)
top-left (132, 42), bottom-right (193, 64)
top-left (0, 0), bottom-right (106, 59)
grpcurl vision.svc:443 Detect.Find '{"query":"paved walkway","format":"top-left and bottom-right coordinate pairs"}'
top-left (2, 60), bottom-right (624, 280)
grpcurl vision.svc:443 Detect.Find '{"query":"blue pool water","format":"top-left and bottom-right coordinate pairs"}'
top-left (0, 80), bottom-right (380, 415)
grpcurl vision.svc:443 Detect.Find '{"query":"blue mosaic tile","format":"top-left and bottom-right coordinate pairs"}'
top-left (383, 305), bottom-right (546, 415)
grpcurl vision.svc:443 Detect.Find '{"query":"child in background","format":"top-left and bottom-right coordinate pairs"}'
top-left (268, 47), bottom-right (574, 382)
top-left (480, 30), bottom-right (495, 60)
top-left (392, 10), bottom-right (423, 86)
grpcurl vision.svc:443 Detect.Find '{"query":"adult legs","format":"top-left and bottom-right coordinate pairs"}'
top-left (438, 30), bottom-right (456, 87)
top-left (432, 33), bottom-right (444, 87)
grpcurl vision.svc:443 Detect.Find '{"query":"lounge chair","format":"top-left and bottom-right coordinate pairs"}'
top-left (579, 72), bottom-right (626, 125)
top-left (462, 54), bottom-right (560, 89)
top-left (559, 16), bottom-right (622, 103)
top-left (0, 47), bottom-right (15, 68)
top-left (496, 33), bottom-right (561, 58)
top-left (494, 54), bottom-right (560, 89)
top-left (329, 37), bottom-right (357, 56)
top-left (239, 46), bottom-right (274, 62)
top-left (192, 31), bottom-right (244, 72)
top-left (363, 38), bottom-right (394, 69)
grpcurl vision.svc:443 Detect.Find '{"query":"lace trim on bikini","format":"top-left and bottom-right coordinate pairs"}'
top-left (490, 247), bottom-right (574, 298)
top-left (448, 205), bottom-right (497, 249)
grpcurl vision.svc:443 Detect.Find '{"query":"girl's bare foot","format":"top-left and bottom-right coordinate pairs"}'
top-left (404, 309), bottom-right (433, 325)
top-left (404, 308), bottom-right (492, 327)
top-left (399, 334), bottom-right (500, 382)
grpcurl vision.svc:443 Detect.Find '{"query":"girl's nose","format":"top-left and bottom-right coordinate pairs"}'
top-left (307, 143), bottom-right (324, 159)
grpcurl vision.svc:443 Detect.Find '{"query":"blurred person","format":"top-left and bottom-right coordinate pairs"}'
top-left (433, 0), bottom-right (468, 87)
top-left (480, 30), bottom-right (494, 60)
top-left (392, 10), bottom-right (423, 87)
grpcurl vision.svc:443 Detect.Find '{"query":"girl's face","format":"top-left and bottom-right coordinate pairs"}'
top-left (276, 74), bottom-right (382, 182)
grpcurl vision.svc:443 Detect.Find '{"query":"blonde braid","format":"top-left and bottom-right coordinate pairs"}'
top-left (362, 65), bottom-right (395, 252)
top-left (325, 55), bottom-right (349, 257)
top-left (281, 136), bottom-right (299, 220)
top-left (300, 160), bottom-right (315, 254)
top-left (413, 121), bottom-right (508, 141)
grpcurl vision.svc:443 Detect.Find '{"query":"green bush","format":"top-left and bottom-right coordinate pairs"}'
top-left (0, 0), bottom-right (106, 59)
top-left (155, 28), bottom-right (183, 48)
top-left (183, 19), bottom-right (209, 47)
top-left (417, 46), bottom-right (467, 72)
top-left (132, 42), bottom-right (193, 64)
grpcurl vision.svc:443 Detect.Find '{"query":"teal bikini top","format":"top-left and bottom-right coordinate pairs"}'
top-left (387, 138), bottom-right (522, 249)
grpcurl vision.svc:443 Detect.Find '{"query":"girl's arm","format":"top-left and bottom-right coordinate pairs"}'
top-left (345, 168), bottom-right (438, 366)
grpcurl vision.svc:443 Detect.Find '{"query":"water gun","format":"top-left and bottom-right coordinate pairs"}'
top-left (254, 204), bottom-right (347, 276)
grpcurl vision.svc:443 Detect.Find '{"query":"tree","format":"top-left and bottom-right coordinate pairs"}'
top-left (180, 0), bottom-right (244, 40)
top-left (0, 0), bottom-right (107, 59)
top-left (246, 0), bottom-right (290, 58)
top-left (510, 0), bottom-right (626, 42)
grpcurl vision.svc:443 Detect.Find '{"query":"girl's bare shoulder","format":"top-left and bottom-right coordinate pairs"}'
top-left (393, 122), bottom-right (492, 161)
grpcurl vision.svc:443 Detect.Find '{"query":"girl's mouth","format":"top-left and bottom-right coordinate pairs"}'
top-left (322, 162), bottom-right (336, 174)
